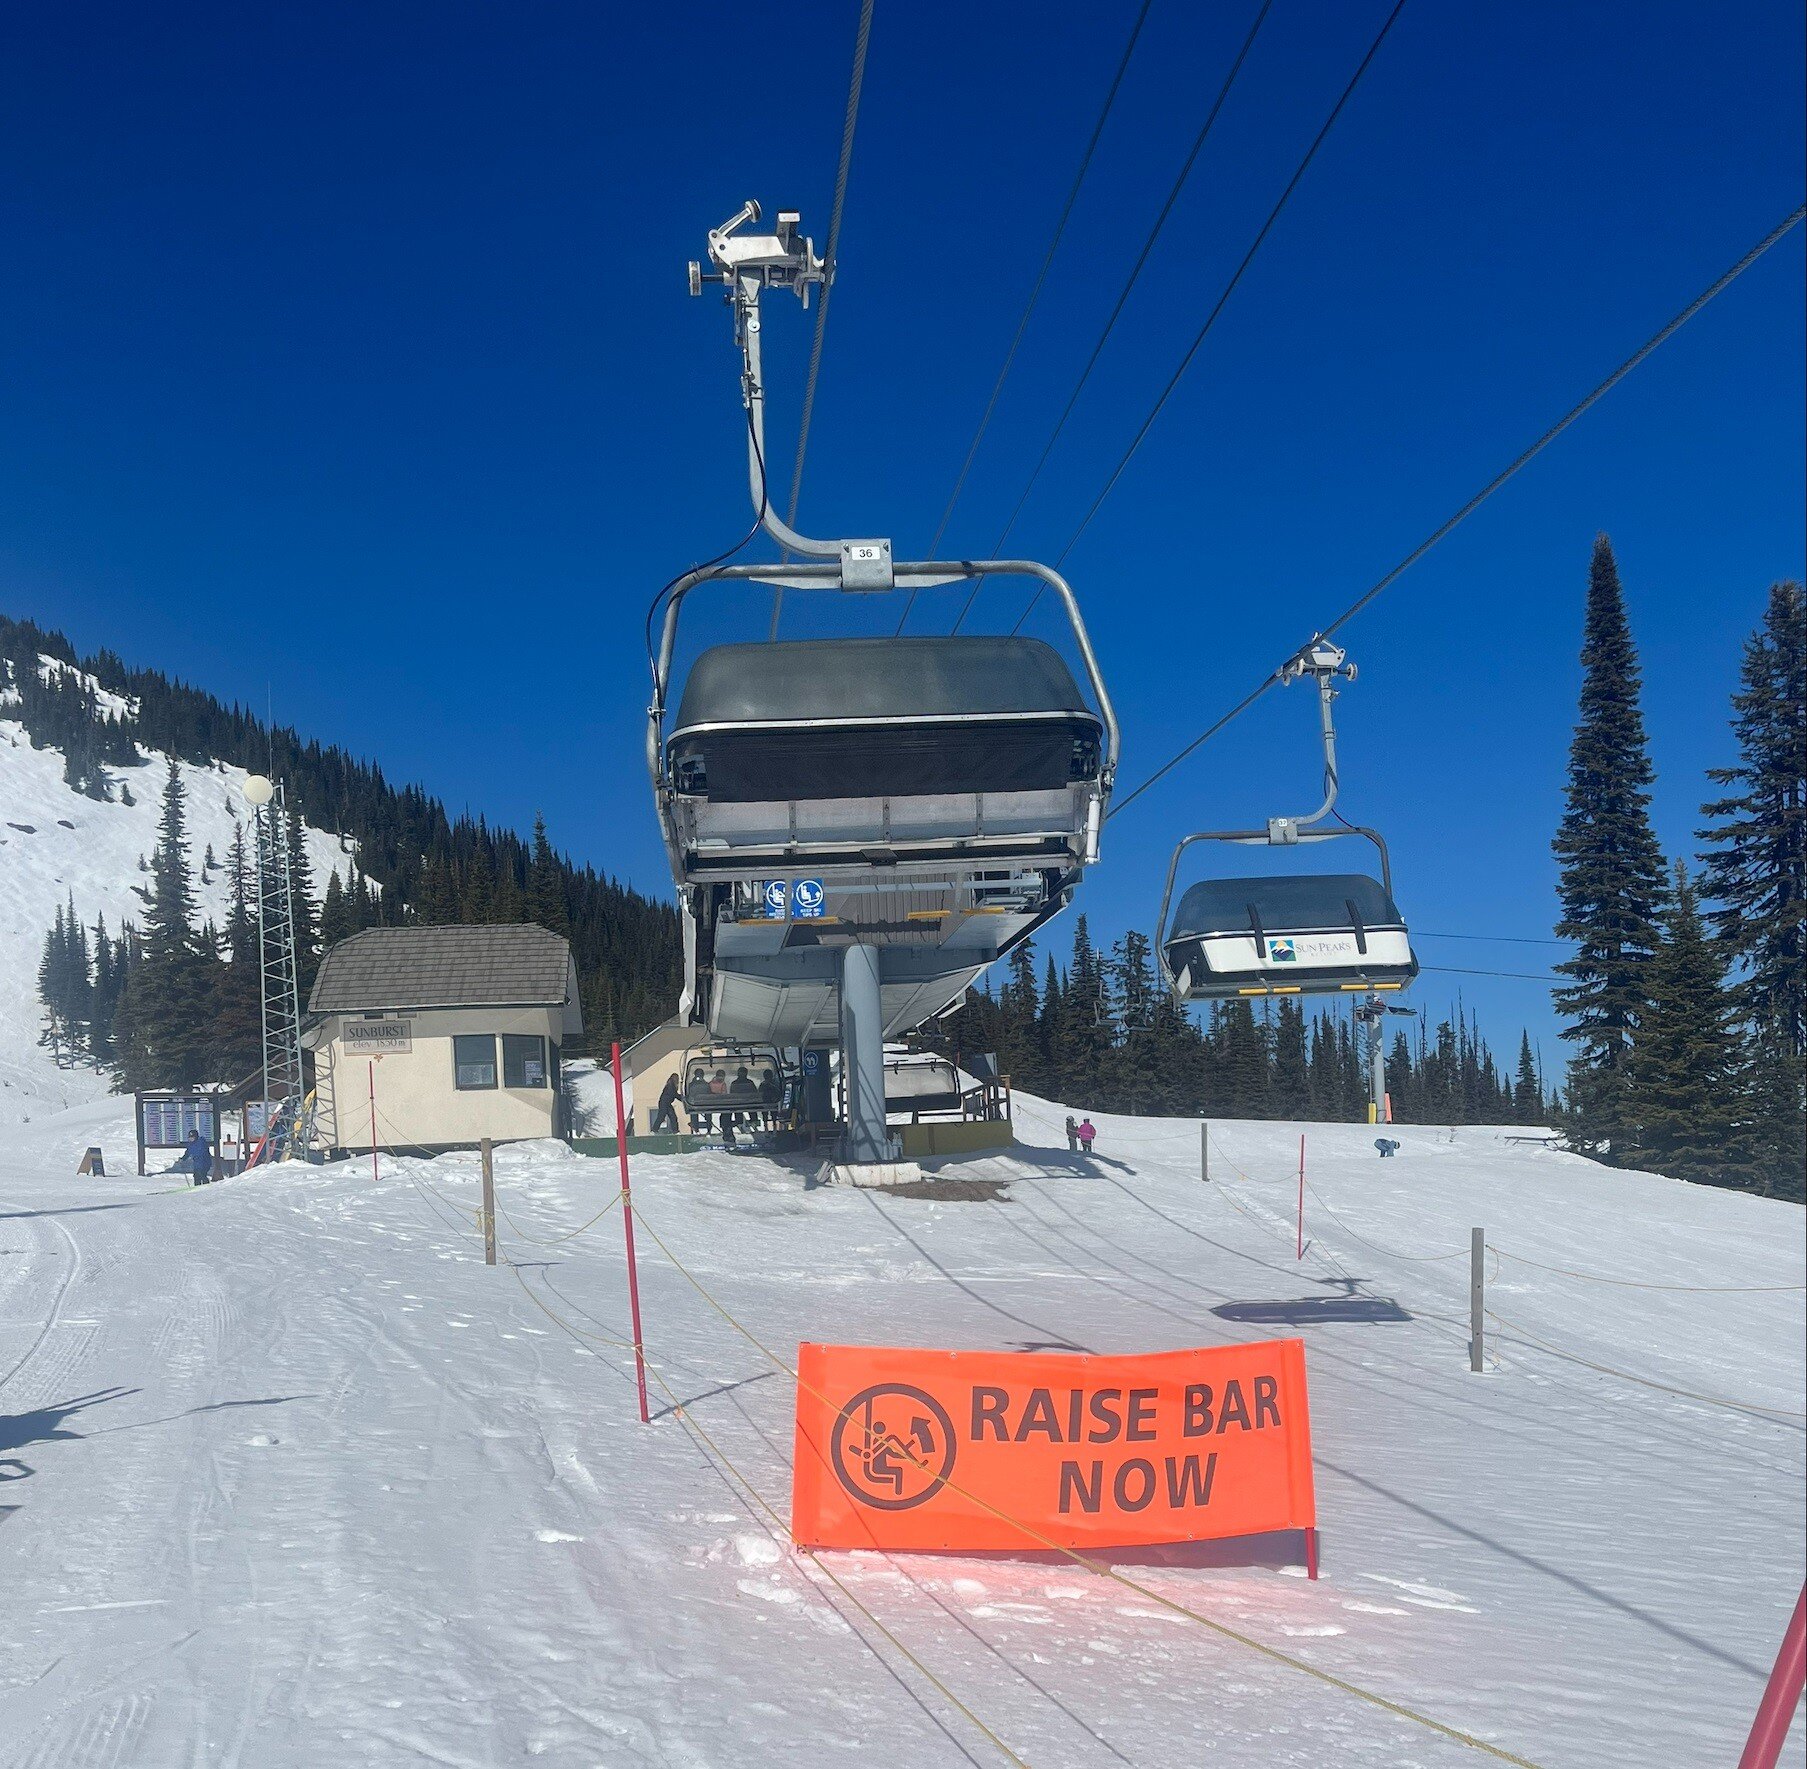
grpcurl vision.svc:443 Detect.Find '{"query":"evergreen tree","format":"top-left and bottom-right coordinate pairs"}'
top-left (527, 814), bottom-right (571, 936)
top-left (1740, 1024), bottom-right (1806, 1203)
top-left (1626, 864), bottom-right (1746, 1186)
top-left (115, 759), bottom-right (215, 1087)
top-left (1213, 1000), bottom-right (1270, 1118)
top-left (1270, 998), bottom-right (1311, 1116)
top-left (998, 943), bottom-right (1042, 1091)
top-left (1036, 957), bottom-right (1067, 1091)
top-left (1512, 1032), bottom-right (1542, 1122)
top-left (1059, 917), bottom-right (1112, 1102)
top-left (1697, 581), bottom-right (1806, 1056)
top-left (1551, 536), bottom-right (1668, 1160)
top-left (319, 870), bottom-right (358, 948)
top-left (285, 798), bottom-right (319, 990)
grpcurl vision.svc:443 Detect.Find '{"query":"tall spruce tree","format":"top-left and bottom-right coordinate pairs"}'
top-left (1551, 536), bottom-right (1668, 1160)
top-left (1697, 580), bottom-right (1806, 1057)
top-left (527, 814), bottom-right (571, 936)
top-left (1627, 863), bottom-right (1747, 1186)
top-left (1270, 998), bottom-right (1311, 1116)
top-left (115, 759), bottom-right (215, 1087)
top-left (1512, 1033), bottom-right (1542, 1122)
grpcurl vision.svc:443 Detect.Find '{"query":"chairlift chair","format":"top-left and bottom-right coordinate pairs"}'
top-left (652, 202), bottom-right (1119, 1054)
top-left (1155, 640), bottom-right (1418, 1003)
top-left (882, 1050), bottom-right (964, 1119)
top-left (681, 1042), bottom-right (790, 1135)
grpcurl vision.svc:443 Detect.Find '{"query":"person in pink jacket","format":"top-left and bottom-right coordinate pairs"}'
top-left (1076, 1118), bottom-right (1096, 1155)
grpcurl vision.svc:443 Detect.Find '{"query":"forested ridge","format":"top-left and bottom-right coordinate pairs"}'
top-left (7, 612), bottom-right (681, 1074)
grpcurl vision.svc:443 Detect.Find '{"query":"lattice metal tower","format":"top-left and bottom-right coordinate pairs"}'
top-left (248, 777), bottom-right (304, 1119)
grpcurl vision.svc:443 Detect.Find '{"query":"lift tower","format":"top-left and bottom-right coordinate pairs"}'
top-left (245, 774), bottom-right (304, 1158)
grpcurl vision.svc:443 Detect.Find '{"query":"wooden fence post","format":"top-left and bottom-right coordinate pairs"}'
top-left (480, 1136), bottom-right (497, 1267)
top-left (1470, 1227), bottom-right (1485, 1373)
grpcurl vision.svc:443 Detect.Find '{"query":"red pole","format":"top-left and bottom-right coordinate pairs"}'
top-left (612, 1041), bottom-right (651, 1425)
top-left (1739, 1585), bottom-right (1806, 1769)
top-left (368, 1061), bottom-right (379, 1184)
top-left (1297, 1134), bottom-right (1306, 1260)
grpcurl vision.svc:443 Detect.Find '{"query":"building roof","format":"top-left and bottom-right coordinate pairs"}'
top-left (308, 924), bottom-right (578, 1014)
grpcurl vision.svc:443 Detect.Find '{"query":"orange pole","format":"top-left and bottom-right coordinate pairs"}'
top-left (368, 1061), bottom-right (379, 1183)
top-left (612, 1041), bottom-right (651, 1425)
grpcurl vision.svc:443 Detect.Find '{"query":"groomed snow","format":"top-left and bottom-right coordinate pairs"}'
top-left (2, 1096), bottom-right (1801, 1766)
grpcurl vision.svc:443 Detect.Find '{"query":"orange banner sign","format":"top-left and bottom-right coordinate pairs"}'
top-left (791, 1339), bottom-right (1315, 1553)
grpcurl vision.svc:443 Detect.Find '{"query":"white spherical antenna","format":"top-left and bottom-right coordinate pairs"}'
top-left (244, 774), bottom-right (275, 807)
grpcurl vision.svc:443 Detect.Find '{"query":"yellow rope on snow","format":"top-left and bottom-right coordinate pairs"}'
top-left (626, 1203), bottom-right (1550, 1768)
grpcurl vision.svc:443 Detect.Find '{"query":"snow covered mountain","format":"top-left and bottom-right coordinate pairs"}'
top-left (0, 654), bottom-right (355, 1124)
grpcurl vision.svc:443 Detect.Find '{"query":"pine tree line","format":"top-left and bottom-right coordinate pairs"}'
top-left (7, 612), bottom-right (683, 1071)
top-left (1553, 543), bottom-right (1802, 1199)
top-left (936, 915), bottom-right (1546, 1127)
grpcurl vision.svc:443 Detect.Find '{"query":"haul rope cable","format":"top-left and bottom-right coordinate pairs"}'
top-left (768, 0), bottom-right (875, 640)
top-left (892, 0), bottom-right (1155, 633)
top-left (1105, 200), bottom-right (1807, 822)
top-left (1005, 0), bottom-right (1409, 637)
top-left (626, 1203), bottom-right (1549, 1766)
top-left (944, 0), bottom-right (1275, 636)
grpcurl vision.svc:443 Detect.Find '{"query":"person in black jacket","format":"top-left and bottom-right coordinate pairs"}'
top-left (652, 1073), bottom-right (682, 1134)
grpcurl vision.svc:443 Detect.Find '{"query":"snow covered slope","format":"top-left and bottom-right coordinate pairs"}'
top-left (0, 676), bottom-right (355, 1122)
top-left (1, 1098), bottom-right (1800, 1766)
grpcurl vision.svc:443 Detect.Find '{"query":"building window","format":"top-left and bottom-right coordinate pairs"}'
top-left (454, 1034), bottom-right (497, 1090)
top-left (503, 1034), bottom-right (548, 1089)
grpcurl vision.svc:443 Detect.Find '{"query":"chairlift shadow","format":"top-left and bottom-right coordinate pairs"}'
top-left (1014, 1142), bottom-right (1138, 1176)
top-left (0, 1203), bottom-right (137, 1221)
top-left (0, 1386), bottom-right (138, 1481)
top-left (1213, 1295), bottom-right (1413, 1325)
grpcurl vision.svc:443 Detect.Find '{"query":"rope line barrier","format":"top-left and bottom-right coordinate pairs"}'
top-left (496, 1242), bottom-right (1034, 1765)
top-left (1482, 1307), bottom-right (1807, 1424)
top-left (1486, 1246), bottom-right (1806, 1295)
top-left (625, 1203), bottom-right (1549, 1767)
top-left (1197, 1140), bottom-right (1801, 1411)
top-left (365, 1131), bottom-right (1799, 1759)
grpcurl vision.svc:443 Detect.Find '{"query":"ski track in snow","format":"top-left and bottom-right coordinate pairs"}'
top-left (0, 1092), bottom-right (1801, 1766)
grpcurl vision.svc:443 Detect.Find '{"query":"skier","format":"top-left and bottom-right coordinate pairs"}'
top-left (1064, 1115), bottom-right (1078, 1152)
top-left (652, 1072), bottom-right (681, 1134)
top-left (184, 1128), bottom-right (214, 1186)
top-left (1076, 1118), bottom-right (1096, 1156)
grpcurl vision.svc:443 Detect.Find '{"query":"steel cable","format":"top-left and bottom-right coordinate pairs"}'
top-left (1007, 0), bottom-right (1409, 637)
top-left (893, 0), bottom-right (1155, 632)
top-left (947, 0), bottom-right (1274, 636)
top-left (769, 0), bottom-right (876, 639)
top-left (1105, 200), bottom-right (1807, 822)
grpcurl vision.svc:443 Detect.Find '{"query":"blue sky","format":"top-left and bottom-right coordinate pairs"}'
top-left (3, 1), bottom-right (1802, 1060)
